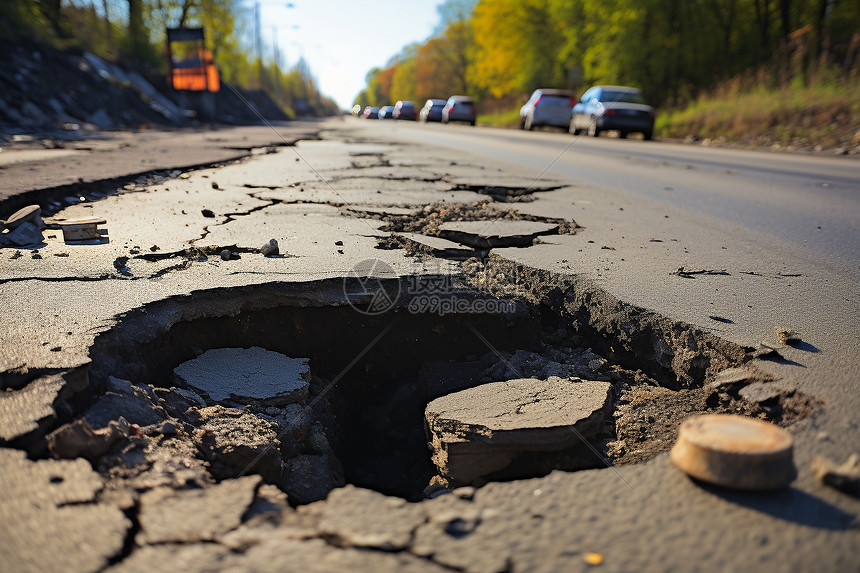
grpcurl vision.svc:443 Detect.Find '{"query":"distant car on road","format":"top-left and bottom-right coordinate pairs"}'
top-left (420, 99), bottom-right (447, 122)
top-left (363, 106), bottom-right (379, 119)
top-left (519, 89), bottom-right (577, 131)
top-left (379, 105), bottom-right (395, 119)
top-left (393, 101), bottom-right (417, 120)
top-left (442, 95), bottom-right (476, 126)
top-left (570, 86), bottom-right (655, 140)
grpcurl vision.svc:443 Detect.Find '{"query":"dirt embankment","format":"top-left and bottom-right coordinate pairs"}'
top-left (0, 40), bottom-right (288, 143)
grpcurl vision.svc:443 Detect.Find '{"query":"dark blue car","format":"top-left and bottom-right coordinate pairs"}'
top-left (570, 86), bottom-right (655, 140)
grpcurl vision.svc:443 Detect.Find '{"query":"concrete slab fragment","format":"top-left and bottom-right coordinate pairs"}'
top-left (137, 475), bottom-right (260, 543)
top-left (313, 485), bottom-right (426, 550)
top-left (0, 449), bottom-right (129, 573)
top-left (396, 232), bottom-right (476, 258)
top-left (438, 220), bottom-right (559, 248)
top-left (174, 346), bottom-right (309, 405)
top-left (425, 377), bottom-right (612, 485)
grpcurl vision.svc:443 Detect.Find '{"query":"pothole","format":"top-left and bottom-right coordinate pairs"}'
top-left (373, 200), bottom-right (580, 238)
top-left (42, 259), bottom-right (818, 509)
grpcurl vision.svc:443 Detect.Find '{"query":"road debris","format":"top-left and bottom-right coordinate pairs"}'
top-left (0, 221), bottom-right (43, 246)
top-left (811, 453), bottom-right (860, 497)
top-left (750, 343), bottom-right (783, 359)
top-left (46, 417), bottom-right (131, 461)
top-left (174, 346), bottom-right (309, 405)
top-left (438, 220), bottom-right (559, 248)
top-left (54, 217), bottom-right (107, 242)
top-left (775, 327), bottom-right (802, 345)
top-left (2, 204), bottom-right (46, 231)
top-left (670, 413), bottom-right (796, 490)
top-left (425, 377), bottom-right (612, 487)
top-left (257, 238), bottom-right (279, 256)
top-left (193, 406), bottom-right (283, 482)
top-left (671, 267), bottom-right (730, 278)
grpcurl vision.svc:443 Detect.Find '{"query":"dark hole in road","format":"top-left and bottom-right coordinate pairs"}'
top-left (83, 265), bottom-right (796, 503)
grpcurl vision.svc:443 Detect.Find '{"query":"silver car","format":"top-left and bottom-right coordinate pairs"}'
top-left (519, 89), bottom-right (577, 131)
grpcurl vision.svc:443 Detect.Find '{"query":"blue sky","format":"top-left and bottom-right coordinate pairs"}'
top-left (256, 1), bottom-right (443, 109)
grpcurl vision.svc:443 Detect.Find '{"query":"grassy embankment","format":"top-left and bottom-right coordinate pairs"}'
top-left (478, 76), bottom-right (860, 150)
top-left (657, 75), bottom-right (860, 150)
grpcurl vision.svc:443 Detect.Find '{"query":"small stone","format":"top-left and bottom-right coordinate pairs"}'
top-left (775, 327), bottom-right (801, 345)
top-left (201, 209), bottom-right (215, 218)
top-left (220, 249), bottom-right (232, 261)
top-left (260, 238), bottom-right (279, 256)
top-left (211, 181), bottom-right (220, 189)
top-left (812, 454), bottom-right (860, 497)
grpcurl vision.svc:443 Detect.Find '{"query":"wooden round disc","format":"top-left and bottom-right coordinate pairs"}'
top-left (670, 414), bottom-right (796, 490)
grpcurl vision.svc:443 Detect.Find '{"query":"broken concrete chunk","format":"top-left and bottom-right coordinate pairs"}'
top-left (193, 406), bottom-right (283, 482)
top-left (260, 238), bottom-right (279, 256)
top-left (83, 377), bottom-right (167, 428)
top-left (314, 485), bottom-right (426, 550)
top-left (738, 382), bottom-right (785, 404)
top-left (0, 371), bottom-right (88, 444)
top-left (54, 217), bottom-right (107, 242)
top-left (751, 343), bottom-right (782, 359)
top-left (670, 414), bottom-right (796, 490)
top-left (137, 476), bottom-right (261, 543)
top-left (47, 417), bottom-right (129, 461)
top-left (425, 377), bottom-right (612, 486)
top-left (396, 232), bottom-right (476, 258)
top-left (3, 204), bottom-right (45, 230)
top-left (3, 221), bottom-right (44, 246)
top-left (278, 454), bottom-right (344, 504)
top-left (0, 449), bottom-right (129, 573)
top-left (174, 346), bottom-right (309, 406)
top-left (438, 220), bottom-right (559, 248)
top-left (812, 454), bottom-right (860, 498)
top-left (775, 327), bottom-right (802, 345)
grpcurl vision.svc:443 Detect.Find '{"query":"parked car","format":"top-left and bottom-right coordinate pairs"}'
top-left (519, 89), bottom-right (577, 131)
top-left (393, 101), bottom-right (417, 120)
top-left (570, 86), bottom-right (655, 139)
top-left (419, 99), bottom-right (447, 122)
top-left (363, 106), bottom-right (379, 119)
top-left (379, 105), bottom-right (395, 119)
top-left (442, 95), bottom-right (476, 126)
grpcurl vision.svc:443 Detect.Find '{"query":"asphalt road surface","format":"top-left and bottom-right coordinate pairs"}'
top-left (2, 119), bottom-right (859, 572)
top-left (355, 119), bottom-right (860, 273)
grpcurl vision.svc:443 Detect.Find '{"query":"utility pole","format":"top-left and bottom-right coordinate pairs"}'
top-left (272, 26), bottom-right (280, 101)
top-left (255, 0), bottom-right (262, 89)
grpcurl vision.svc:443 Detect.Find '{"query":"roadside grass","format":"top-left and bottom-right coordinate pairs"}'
top-left (656, 75), bottom-right (860, 149)
top-left (477, 108), bottom-right (521, 128)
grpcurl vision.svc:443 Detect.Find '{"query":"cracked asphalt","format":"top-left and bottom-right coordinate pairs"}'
top-left (1, 118), bottom-right (858, 572)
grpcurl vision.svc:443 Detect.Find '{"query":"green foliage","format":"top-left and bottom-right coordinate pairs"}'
top-left (358, 0), bottom-right (860, 120)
